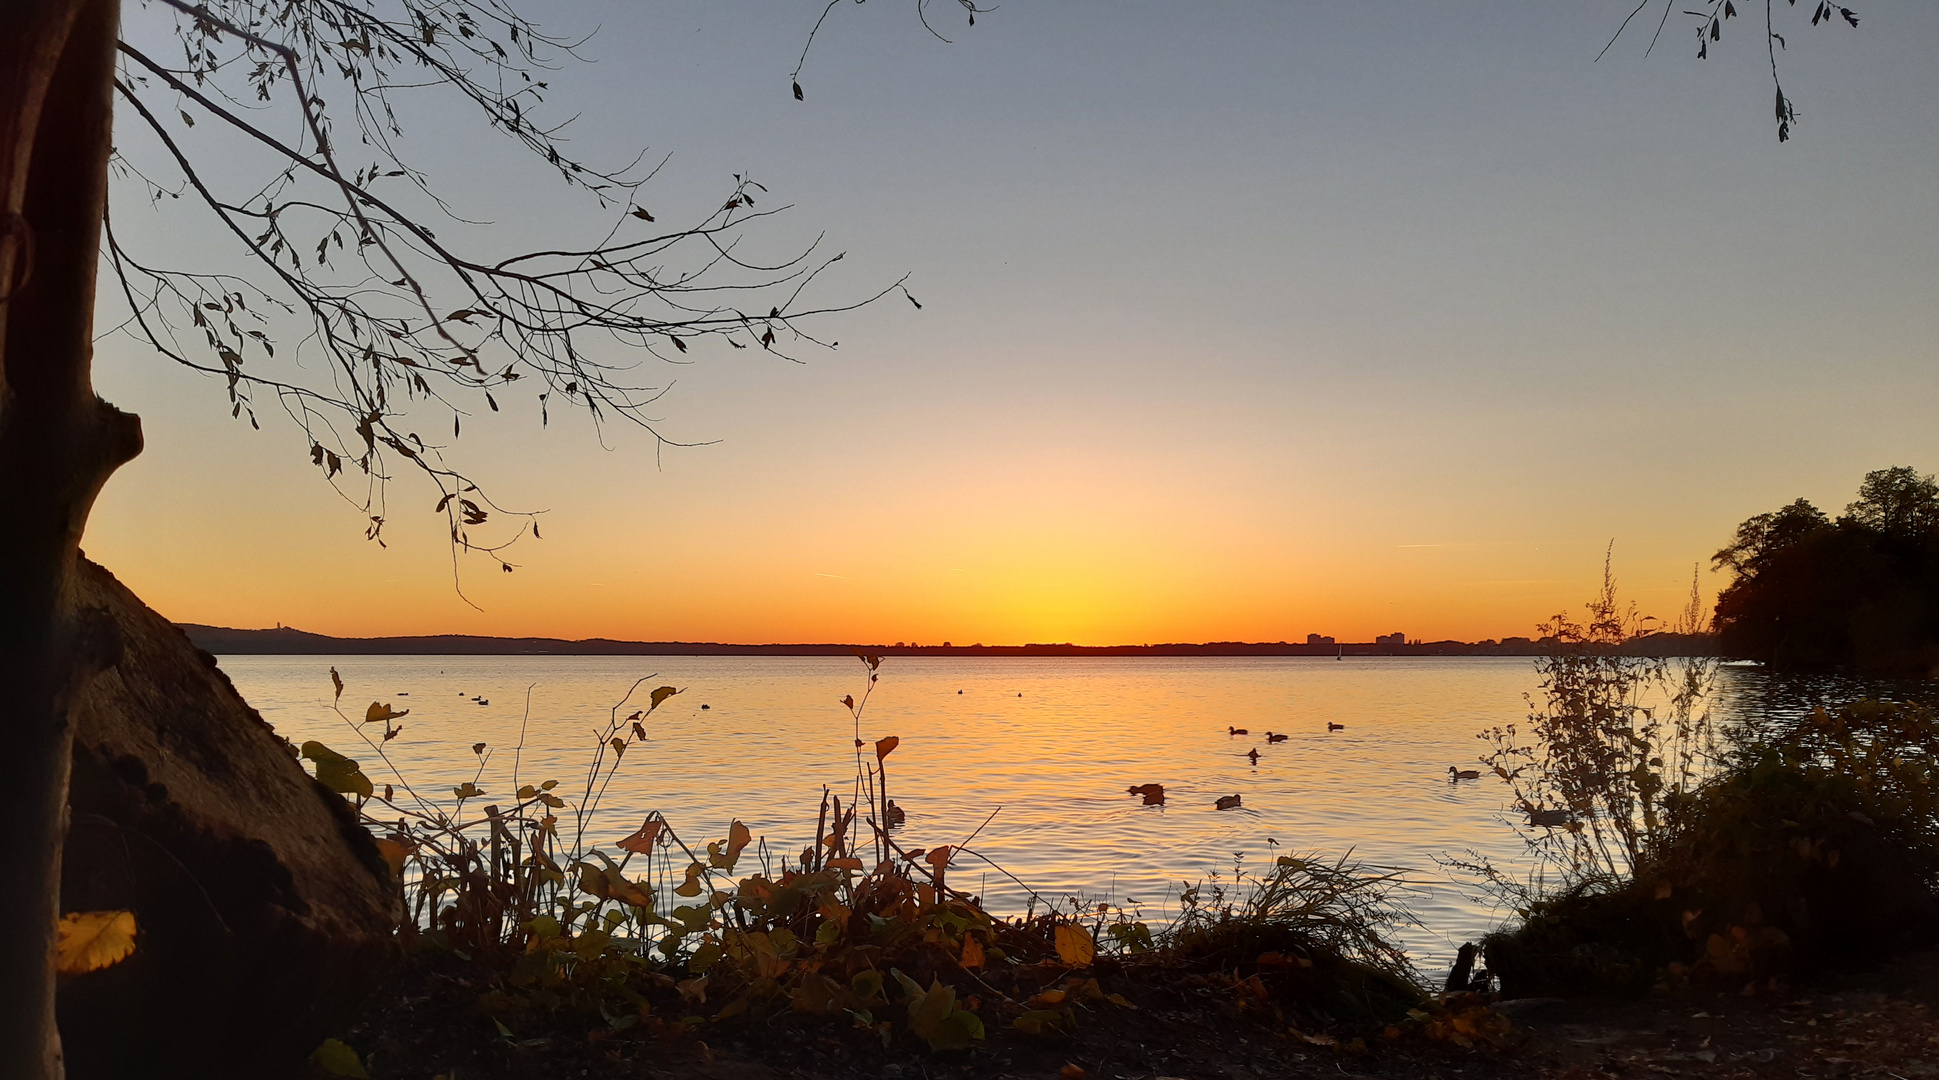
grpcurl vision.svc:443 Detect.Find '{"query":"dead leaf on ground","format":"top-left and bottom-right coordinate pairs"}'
top-left (1054, 924), bottom-right (1096, 968)
top-left (56, 910), bottom-right (138, 974)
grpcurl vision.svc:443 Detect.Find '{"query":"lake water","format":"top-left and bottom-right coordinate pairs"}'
top-left (215, 654), bottom-right (1880, 974)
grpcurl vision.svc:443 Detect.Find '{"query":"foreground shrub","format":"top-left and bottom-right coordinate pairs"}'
top-left (302, 656), bottom-right (1429, 1061)
top-left (1484, 699), bottom-right (1939, 996)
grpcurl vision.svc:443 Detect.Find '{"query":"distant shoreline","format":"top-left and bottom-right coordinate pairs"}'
top-left (177, 623), bottom-right (1715, 659)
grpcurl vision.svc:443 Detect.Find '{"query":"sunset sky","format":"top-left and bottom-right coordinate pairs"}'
top-left (83, 1), bottom-right (1939, 645)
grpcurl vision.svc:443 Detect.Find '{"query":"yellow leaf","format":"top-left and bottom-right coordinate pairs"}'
top-left (309, 1037), bottom-right (369, 1078)
top-left (960, 934), bottom-right (986, 970)
top-left (56, 910), bottom-right (138, 974)
top-left (372, 838), bottom-right (412, 879)
top-left (649, 685), bottom-right (680, 710)
top-left (330, 667), bottom-right (344, 702)
top-left (1653, 880), bottom-right (1673, 900)
top-left (1054, 923), bottom-right (1095, 968)
top-left (875, 735), bottom-right (900, 761)
top-left (674, 861), bottom-right (706, 897)
top-left (722, 820), bottom-right (752, 872)
top-left (1060, 1065), bottom-right (1087, 1080)
top-left (300, 742), bottom-right (374, 798)
top-left (826, 857), bottom-right (865, 871)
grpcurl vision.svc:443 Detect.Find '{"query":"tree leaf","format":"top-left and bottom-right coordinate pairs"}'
top-left (55, 910), bottom-right (137, 974)
top-left (1054, 923), bottom-right (1096, 968)
top-left (372, 838), bottom-right (411, 880)
top-left (616, 817), bottom-right (663, 856)
top-left (301, 742), bottom-right (375, 797)
top-left (309, 1038), bottom-right (370, 1078)
top-left (875, 735), bottom-right (899, 762)
top-left (960, 933), bottom-right (985, 970)
top-left (649, 685), bottom-right (680, 710)
top-left (365, 701), bottom-right (408, 724)
top-left (722, 820), bottom-right (752, 873)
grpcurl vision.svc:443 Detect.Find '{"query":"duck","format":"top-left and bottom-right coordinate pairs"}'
top-left (700, 704), bottom-right (710, 710)
top-left (477, 698), bottom-right (489, 706)
top-left (1214, 794), bottom-right (1243, 811)
top-left (1327, 722), bottom-right (1344, 731)
top-left (884, 799), bottom-right (907, 827)
top-left (1265, 732), bottom-right (1289, 743)
top-left (1448, 767), bottom-right (1482, 781)
top-left (1126, 783), bottom-right (1165, 805)
top-left (1228, 726), bottom-right (1249, 736)
top-left (1246, 748), bottom-right (1260, 765)
top-left (1527, 807), bottom-right (1574, 828)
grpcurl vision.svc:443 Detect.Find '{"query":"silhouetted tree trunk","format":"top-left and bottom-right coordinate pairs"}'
top-left (0, 1), bottom-right (141, 1076)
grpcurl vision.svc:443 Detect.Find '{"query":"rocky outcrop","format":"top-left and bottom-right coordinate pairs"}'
top-left (58, 558), bottom-right (399, 1080)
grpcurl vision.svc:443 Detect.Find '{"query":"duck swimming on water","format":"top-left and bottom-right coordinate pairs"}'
top-left (1327, 722), bottom-right (1344, 731)
top-left (1265, 732), bottom-right (1288, 743)
top-left (1215, 794), bottom-right (1243, 811)
top-left (1449, 767), bottom-right (1481, 781)
top-left (1228, 726), bottom-right (1249, 736)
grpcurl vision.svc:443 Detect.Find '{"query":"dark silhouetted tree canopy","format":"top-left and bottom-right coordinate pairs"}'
top-left (1713, 467), bottom-right (1939, 673)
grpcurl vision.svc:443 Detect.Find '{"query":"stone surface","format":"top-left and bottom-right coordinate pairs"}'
top-left (58, 558), bottom-right (399, 1080)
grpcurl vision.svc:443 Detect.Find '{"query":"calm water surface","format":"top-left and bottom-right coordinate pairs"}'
top-left (217, 654), bottom-right (1876, 972)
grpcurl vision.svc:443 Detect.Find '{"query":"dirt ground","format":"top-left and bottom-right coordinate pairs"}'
top-left (338, 950), bottom-right (1939, 1080)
